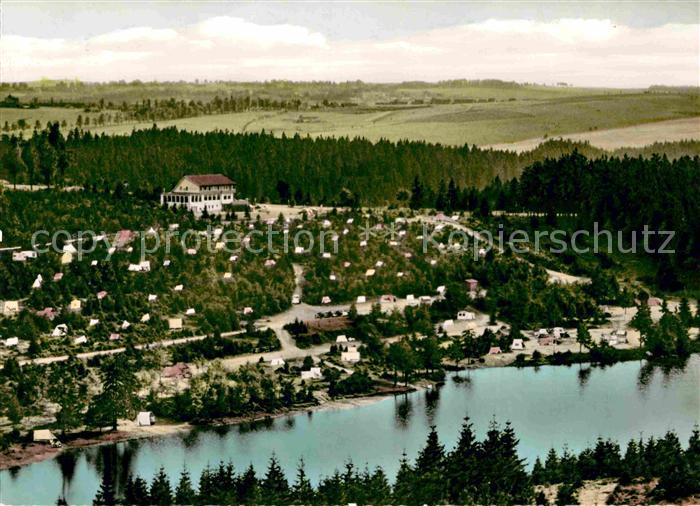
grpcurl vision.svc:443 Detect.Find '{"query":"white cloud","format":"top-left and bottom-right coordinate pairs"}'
top-left (1, 16), bottom-right (697, 86)
top-left (191, 16), bottom-right (327, 48)
top-left (90, 27), bottom-right (179, 45)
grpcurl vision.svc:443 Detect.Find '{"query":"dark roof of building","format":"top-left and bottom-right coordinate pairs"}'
top-left (184, 174), bottom-right (234, 187)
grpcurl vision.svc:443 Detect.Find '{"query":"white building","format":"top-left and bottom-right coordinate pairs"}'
top-left (341, 350), bottom-right (361, 363)
top-left (457, 310), bottom-right (475, 321)
top-left (161, 174), bottom-right (237, 214)
top-left (301, 367), bottom-right (323, 380)
top-left (168, 318), bottom-right (183, 330)
top-left (1, 300), bottom-right (20, 316)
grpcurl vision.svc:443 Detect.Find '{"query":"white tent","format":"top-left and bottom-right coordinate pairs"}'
top-left (136, 411), bottom-right (155, 427)
top-left (52, 324), bottom-right (68, 337)
top-left (1, 300), bottom-right (19, 316)
top-left (33, 429), bottom-right (58, 443)
top-left (168, 318), bottom-right (183, 330)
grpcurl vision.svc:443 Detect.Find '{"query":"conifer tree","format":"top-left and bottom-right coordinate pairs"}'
top-left (93, 472), bottom-right (116, 506)
top-left (291, 459), bottom-right (315, 504)
top-left (149, 467), bottom-right (173, 505)
top-left (261, 455), bottom-right (290, 504)
top-left (174, 469), bottom-right (196, 505)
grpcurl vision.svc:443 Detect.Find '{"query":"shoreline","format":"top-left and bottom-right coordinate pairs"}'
top-left (4, 350), bottom-right (697, 472)
top-left (0, 385), bottom-right (415, 472)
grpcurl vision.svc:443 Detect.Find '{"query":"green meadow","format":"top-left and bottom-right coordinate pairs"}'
top-left (1, 81), bottom-right (698, 146)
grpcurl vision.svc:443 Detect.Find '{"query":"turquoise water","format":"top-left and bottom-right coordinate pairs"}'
top-left (1, 356), bottom-right (699, 505)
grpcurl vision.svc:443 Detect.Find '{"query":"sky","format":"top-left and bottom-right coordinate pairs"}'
top-left (1, 1), bottom-right (698, 86)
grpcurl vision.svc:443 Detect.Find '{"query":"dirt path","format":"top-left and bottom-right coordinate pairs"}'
top-left (416, 215), bottom-right (591, 285)
top-left (15, 330), bottom-right (245, 367)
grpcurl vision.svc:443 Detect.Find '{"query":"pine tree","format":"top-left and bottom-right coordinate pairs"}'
top-left (149, 467), bottom-right (173, 505)
top-left (555, 482), bottom-right (578, 505)
top-left (576, 322), bottom-right (592, 353)
top-left (532, 457), bottom-right (546, 484)
top-left (93, 472), bottom-right (116, 506)
top-left (498, 422), bottom-right (532, 504)
top-left (678, 297), bottom-right (692, 327)
top-left (291, 459), bottom-right (315, 504)
top-left (446, 416), bottom-right (479, 502)
top-left (174, 469), bottom-right (196, 505)
top-left (409, 176), bottom-right (423, 210)
top-left (413, 426), bottom-right (447, 504)
top-left (392, 452), bottom-right (414, 505)
top-left (237, 464), bottom-right (260, 504)
top-left (366, 467), bottom-right (391, 504)
top-left (261, 455), bottom-right (289, 504)
top-left (415, 426), bottom-right (445, 474)
top-left (630, 302), bottom-right (653, 348)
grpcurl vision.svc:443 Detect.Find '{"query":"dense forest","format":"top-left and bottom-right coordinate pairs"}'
top-left (1, 124), bottom-right (698, 294)
top-left (84, 417), bottom-right (700, 505)
top-left (1, 125), bottom-right (698, 204)
top-left (469, 152), bottom-right (700, 291)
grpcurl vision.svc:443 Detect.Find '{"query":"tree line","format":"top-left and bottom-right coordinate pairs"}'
top-left (1, 125), bottom-right (698, 205)
top-left (85, 417), bottom-right (700, 505)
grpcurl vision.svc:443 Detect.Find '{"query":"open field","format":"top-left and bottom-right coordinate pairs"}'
top-left (0, 80), bottom-right (621, 106)
top-left (2, 81), bottom-right (698, 146)
top-left (487, 116), bottom-right (700, 152)
top-left (81, 93), bottom-right (700, 146)
top-left (0, 106), bottom-right (120, 129)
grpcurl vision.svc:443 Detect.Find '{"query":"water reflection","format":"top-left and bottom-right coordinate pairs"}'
top-left (55, 451), bottom-right (78, 501)
top-left (213, 424), bottom-right (231, 438)
top-left (181, 427), bottom-right (203, 448)
top-left (577, 366), bottom-right (592, 390)
top-left (3, 356), bottom-right (698, 506)
top-left (452, 374), bottom-right (473, 389)
top-left (424, 387), bottom-right (441, 425)
top-left (637, 358), bottom-right (688, 393)
top-left (394, 394), bottom-right (413, 428)
top-left (238, 416), bottom-right (275, 434)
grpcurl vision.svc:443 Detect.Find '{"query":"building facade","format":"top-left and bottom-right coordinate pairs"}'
top-left (161, 174), bottom-right (236, 214)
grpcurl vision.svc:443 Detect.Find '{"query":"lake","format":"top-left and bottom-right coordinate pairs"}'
top-left (2, 356), bottom-right (699, 505)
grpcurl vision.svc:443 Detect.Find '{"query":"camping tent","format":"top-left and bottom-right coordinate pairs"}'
top-left (136, 411), bottom-right (155, 427)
